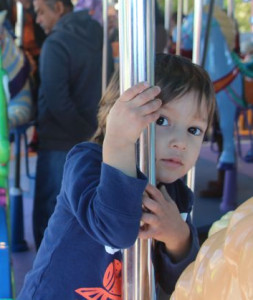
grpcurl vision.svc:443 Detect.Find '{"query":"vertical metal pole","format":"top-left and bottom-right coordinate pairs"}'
top-left (11, 1), bottom-right (28, 252)
top-left (176, 0), bottom-right (183, 55)
top-left (192, 0), bottom-right (202, 65)
top-left (15, 2), bottom-right (24, 47)
top-left (118, 1), bottom-right (156, 299)
top-left (201, 0), bottom-right (215, 68)
top-left (164, 0), bottom-right (173, 53)
top-left (164, 0), bottom-right (173, 34)
top-left (251, 0), bottom-right (253, 33)
top-left (183, 0), bottom-right (189, 15)
top-left (102, 0), bottom-right (108, 94)
top-left (187, 0), bottom-right (202, 192)
top-left (227, 0), bottom-right (234, 19)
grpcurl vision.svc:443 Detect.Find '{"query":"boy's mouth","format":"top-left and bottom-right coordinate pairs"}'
top-left (161, 158), bottom-right (183, 166)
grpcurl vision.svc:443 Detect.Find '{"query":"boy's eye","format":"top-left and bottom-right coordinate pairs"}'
top-left (156, 116), bottom-right (169, 126)
top-left (188, 127), bottom-right (202, 136)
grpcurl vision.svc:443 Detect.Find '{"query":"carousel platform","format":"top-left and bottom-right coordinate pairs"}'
top-left (9, 138), bottom-right (253, 297)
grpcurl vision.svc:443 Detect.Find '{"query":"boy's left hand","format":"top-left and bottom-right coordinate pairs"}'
top-left (139, 184), bottom-right (191, 261)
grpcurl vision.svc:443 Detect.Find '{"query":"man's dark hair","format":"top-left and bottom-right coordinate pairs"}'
top-left (44, 0), bottom-right (73, 10)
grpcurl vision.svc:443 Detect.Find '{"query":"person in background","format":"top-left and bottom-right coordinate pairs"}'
top-left (0, 0), bottom-right (15, 35)
top-left (32, 0), bottom-right (112, 250)
top-left (16, 0), bottom-right (46, 60)
top-left (18, 53), bottom-right (215, 299)
top-left (155, 0), bottom-right (167, 53)
top-left (74, 0), bottom-right (102, 24)
top-left (15, 0), bottom-right (46, 152)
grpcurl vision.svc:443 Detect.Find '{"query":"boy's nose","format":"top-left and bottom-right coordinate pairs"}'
top-left (169, 140), bottom-right (186, 150)
top-left (168, 130), bottom-right (187, 150)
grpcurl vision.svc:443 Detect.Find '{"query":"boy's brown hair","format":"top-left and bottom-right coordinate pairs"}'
top-left (91, 53), bottom-right (216, 145)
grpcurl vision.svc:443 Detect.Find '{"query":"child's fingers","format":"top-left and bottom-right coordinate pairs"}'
top-left (145, 184), bottom-right (175, 205)
top-left (140, 98), bottom-right (162, 116)
top-left (120, 84), bottom-right (161, 106)
top-left (141, 211), bottom-right (157, 226)
top-left (133, 86), bottom-right (161, 107)
top-left (142, 195), bottom-right (159, 214)
top-left (138, 215), bottom-right (158, 239)
top-left (119, 82), bottom-right (150, 102)
top-left (159, 185), bottom-right (174, 203)
top-left (138, 227), bottom-right (156, 240)
top-left (145, 184), bottom-right (165, 204)
top-left (142, 112), bottom-right (161, 126)
top-left (145, 183), bottom-right (161, 196)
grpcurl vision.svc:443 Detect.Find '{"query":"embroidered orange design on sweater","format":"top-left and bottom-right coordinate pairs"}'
top-left (75, 259), bottom-right (122, 299)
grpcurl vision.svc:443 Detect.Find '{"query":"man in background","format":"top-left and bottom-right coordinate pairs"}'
top-left (33, 0), bottom-right (109, 249)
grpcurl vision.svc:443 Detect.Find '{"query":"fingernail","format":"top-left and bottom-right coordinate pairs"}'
top-left (160, 185), bottom-right (166, 192)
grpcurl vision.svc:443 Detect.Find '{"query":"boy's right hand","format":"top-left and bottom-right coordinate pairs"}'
top-left (103, 83), bottom-right (161, 177)
top-left (105, 82), bottom-right (161, 147)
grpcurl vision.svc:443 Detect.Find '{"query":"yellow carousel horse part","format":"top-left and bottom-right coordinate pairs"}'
top-left (204, 5), bottom-right (236, 52)
top-left (171, 197), bottom-right (253, 300)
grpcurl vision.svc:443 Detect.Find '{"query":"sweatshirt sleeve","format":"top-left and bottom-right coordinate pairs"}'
top-left (62, 143), bottom-right (148, 249)
top-left (154, 214), bottom-right (199, 295)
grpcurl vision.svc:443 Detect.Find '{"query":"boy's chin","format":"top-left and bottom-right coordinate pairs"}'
top-left (156, 176), bottom-right (179, 185)
top-left (155, 167), bottom-right (186, 185)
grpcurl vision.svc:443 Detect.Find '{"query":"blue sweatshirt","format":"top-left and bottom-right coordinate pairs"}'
top-left (17, 142), bottom-right (199, 299)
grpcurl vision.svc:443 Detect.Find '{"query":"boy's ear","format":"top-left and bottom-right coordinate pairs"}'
top-left (54, 1), bottom-right (65, 16)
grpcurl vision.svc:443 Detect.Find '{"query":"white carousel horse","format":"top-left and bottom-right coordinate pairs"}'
top-left (179, 5), bottom-right (247, 169)
top-left (0, 10), bottom-right (33, 130)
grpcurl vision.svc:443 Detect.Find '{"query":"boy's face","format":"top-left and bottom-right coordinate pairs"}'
top-left (155, 91), bottom-right (208, 184)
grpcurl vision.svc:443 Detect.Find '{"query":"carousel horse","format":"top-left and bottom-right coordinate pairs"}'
top-left (179, 5), bottom-right (252, 169)
top-left (0, 10), bottom-right (34, 253)
top-left (0, 41), bottom-right (13, 298)
top-left (0, 10), bottom-right (33, 130)
top-left (171, 197), bottom-right (253, 300)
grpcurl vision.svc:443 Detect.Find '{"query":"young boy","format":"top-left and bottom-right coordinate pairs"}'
top-left (18, 54), bottom-right (215, 299)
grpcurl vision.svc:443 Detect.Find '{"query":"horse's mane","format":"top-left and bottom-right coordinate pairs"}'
top-left (204, 5), bottom-right (236, 52)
